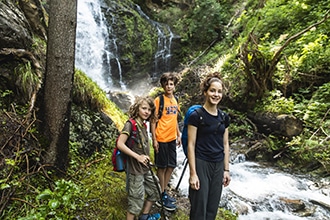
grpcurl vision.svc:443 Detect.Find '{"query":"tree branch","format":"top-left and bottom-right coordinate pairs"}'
top-left (267, 10), bottom-right (330, 76)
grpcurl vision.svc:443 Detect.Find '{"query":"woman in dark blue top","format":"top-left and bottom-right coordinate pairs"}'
top-left (187, 72), bottom-right (231, 220)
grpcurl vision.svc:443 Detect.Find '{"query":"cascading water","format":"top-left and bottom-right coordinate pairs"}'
top-left (76, 0), bottom-right (174, 92)
top-left (133, 5), bottom-right (174, 78)
top-left (172, 147), bottom-right (330, 219)
top-left (76, 0), bottom-right (115, 91)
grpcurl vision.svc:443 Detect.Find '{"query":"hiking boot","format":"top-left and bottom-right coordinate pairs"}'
top-left (155, 197), bottom-right (176, 211)
top-left (163, 191), bottom-right (176, 203)
top-left (138, 213), bottom-right (160, 220)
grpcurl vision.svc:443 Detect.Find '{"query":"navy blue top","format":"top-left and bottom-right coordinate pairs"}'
top-left (188, 107), bottom-right (229, 162)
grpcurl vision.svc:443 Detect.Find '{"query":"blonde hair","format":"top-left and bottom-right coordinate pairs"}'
top-left (128, 96), bottom-right (156, 122)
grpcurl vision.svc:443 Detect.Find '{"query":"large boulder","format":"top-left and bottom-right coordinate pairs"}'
top-left (0, 1), bottom-right (33, 49)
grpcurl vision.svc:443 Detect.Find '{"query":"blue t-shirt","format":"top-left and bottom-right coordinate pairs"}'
top-left (188, 107), bottom-right (229, 162)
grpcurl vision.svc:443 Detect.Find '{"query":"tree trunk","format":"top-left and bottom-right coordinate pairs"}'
top-left (40, 0), bottom-right (77, 172)
top-left (248, 112), bottom-right (303, 138)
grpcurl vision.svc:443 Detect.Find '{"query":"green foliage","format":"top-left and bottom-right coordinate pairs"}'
top-left (183, 0), bottom-right (231, 44)
top-left (73, 69), bottom-right (127, 129)
top-left (0, 89), bottom-right (13, 108)
top-left (73, 151), bottom-right (128, 219)
top-left (254, 90), bottom-right (295, 113)
top-left (14, 62), bottom-right (41, 101)
top-left (285, 82), bottom-right (330, 172)
top-left (296, 33), bottom-right (330, 75)
top-left (119, 3), bottom-right (158, 67)
top-left (227, 111), bottom-right (255, 141)
top-left (69, 105), bottom-right (118, 157)
top-left (301, 83), bottom-right (330, 130)
top-left (19, 179), bottom-right (87, 220)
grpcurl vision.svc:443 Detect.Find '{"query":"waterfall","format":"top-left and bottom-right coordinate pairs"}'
top-left (173, 147), bottom-right (330, 219)
top-left (76, 0), bottom-right (174, 92)
top-left (76, 0), bottom-right (111, 91)
top-left (134, 5), bottom-right (174, 78)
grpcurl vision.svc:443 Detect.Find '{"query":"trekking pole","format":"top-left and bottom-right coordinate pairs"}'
top-left (148, 161), bottom-right (166, 219)
top-left (175, 158), bottom-right (188, 191)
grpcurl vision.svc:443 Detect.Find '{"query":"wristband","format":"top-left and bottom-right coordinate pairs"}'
top-left (224, 169), bottom-right (230, 172)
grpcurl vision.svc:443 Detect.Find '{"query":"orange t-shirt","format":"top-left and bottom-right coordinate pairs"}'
top-left (155, 95), bottom-right (179, 143)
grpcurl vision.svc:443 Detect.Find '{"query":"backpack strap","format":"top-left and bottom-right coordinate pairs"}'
top-left (157, 94), bottom-right (164, 119)
top-left (218, 109), bottom-right (230, 127)
top-left (158, 94), bottom-right (180, 120)
top-left (195, 107), bottom-right (204, 125)
top-left (195, 108), bottom-right (227, 127)
top-left (126, 118), bottom-right (138, 148)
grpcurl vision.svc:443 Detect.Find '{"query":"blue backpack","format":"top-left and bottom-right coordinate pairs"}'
top-left (181, 105), bottom-right (228, 157)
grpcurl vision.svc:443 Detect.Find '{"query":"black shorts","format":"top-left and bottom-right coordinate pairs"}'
top-left (155, 140), bottom-right (177, 168)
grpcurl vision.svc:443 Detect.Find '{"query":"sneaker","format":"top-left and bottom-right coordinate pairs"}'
top-left (163, 191), bottom-right (176, 203)
top-left (138, 213), bottom-right (161, 220)
top-left (147, 213), bottom-right (161, 220)
top-left (155, 197), bottom-right (176, 211)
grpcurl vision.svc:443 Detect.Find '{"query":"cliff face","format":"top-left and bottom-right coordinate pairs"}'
top-left (0, 1), bottom-right (33, 49)
top-left (0, 0), bottom-right (47, 100)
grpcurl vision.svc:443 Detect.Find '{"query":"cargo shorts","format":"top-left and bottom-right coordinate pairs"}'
top-left (127, 171), bottom-right (160, 215)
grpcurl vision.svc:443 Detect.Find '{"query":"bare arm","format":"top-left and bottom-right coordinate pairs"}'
top-left (150, 121), bottom-right (159, 153)
top-left (187, 125), bottom-right (200, 190)
top-left (176, 121), bottom-right (181, 146)
top-left (117, 133), bottom-right (149, 166)
top-left (223, 128), bottom-right (231, 187)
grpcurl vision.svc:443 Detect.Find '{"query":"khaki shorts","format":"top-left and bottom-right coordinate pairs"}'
top-left (127, 171), bottom-right (160, 215)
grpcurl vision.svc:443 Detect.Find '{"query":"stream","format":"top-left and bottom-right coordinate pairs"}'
top-left (172, 147), bottom-right (330, 219)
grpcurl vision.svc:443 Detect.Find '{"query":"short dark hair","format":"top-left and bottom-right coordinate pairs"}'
top-left (160, 72), bottom-right (179, 87)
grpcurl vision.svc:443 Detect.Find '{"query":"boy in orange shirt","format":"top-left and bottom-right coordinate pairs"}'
top-left (151, 72), bottom-right (181, 211)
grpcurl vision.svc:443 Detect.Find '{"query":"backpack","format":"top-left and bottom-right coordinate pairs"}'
top-left (181, 105), bottom-right (228, 157)
top-left (157, 94), bottom-right (182, 123)
top-left (112, 118), bottom-right (138, 172)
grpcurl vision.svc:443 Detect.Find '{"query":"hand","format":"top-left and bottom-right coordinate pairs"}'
top-left (138, 155), bottom-right (150, 167)
top-left (176, 136), bottom-right (181, 147)
top-left (189, 174), bottom-right (200, 190)
top-left (153, 139), bottom-right (159, 153)
top-left (223, 171), bottom-right (231, 187)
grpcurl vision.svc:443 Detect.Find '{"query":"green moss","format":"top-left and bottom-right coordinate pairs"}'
top-left (73, 69), bottom-right (127, 129)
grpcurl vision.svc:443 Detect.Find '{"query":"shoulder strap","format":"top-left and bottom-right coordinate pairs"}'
top-left (174, 95), bottom-right (179, 103)
top-left (194, 108), bottom-right (225, 125)
top-left (195, 107), bottom-right (204, 125)
top-left (158, 94), bottom-right (164, 119)
top-left (126, 118), bottom-right (138, 148)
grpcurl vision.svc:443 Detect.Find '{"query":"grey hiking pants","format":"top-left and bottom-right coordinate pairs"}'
top-left (189, 158), bottom-right (224, 220)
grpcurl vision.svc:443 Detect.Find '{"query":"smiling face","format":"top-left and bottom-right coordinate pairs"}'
top-left (204, 81), bottom-right (223, 106)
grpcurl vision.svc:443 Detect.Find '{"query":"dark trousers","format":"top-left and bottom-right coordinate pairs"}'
top-left (189, 158), bottom-right (224, 220)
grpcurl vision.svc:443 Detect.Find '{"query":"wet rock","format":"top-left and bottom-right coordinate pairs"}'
top-left (279, 197), bottom-right (305, 212)
top-left (0, 1), bottom-right (33, 49)
top-left (108, 91), bottom-right (134, 112)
